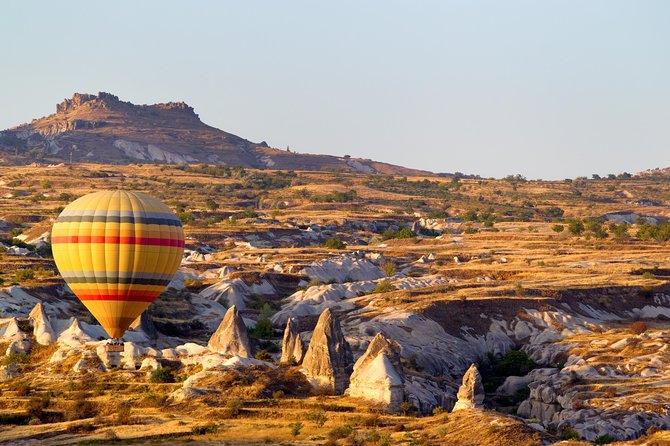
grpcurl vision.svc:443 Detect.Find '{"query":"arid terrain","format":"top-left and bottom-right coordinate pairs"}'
top-left (1, 161), bottom-right (670, 445)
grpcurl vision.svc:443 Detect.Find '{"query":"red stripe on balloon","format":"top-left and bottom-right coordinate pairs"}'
top-left (51, 235), bottom-right (184, 247)
top-left (78, 293), bottom-right (159, 302)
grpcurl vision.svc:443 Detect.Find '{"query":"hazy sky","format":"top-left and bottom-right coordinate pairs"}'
top-left (1, 1), bottom-right (668, 179)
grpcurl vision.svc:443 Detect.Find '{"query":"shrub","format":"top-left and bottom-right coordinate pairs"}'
top-left (251, 318), bottom-right (275, 339)
top-left (382, 228), bottom-right (415, 240)
top-left (191, 423), bottom-right (219, 435)
top-left (464, 225), bottom-right (477, 234)
top-left (325, 238), bottom-right (346, 250)
top-left (560, 426), bottom-right (580, 441)
top-left (496, 350), bottom-right (536, 376)
top-left (225, 398), bottom-right (243, 417)
top-left (205, 198), bottom-right (219, 211)
top-left (380, 259), bottom-right (396, 277)
top-left (306, 410), bottom-right (328, 427)
top-left (149, 367), bottom-right (176, 383)
top-left (551, 224), bottom-right (564, 233)
top-left (255, 350), bottom-right (273, 362)
top-left (370, 280), bottom-right (396, 294)
top-left (567, 219), bottom-right (584, 236)
top-left (13, 269), bottom-right (36, 282)
top-left (328, 424), bottom-right (353, 439)
top-left (1, 352), bottom-right (29, 366)
top-left (290, 421), bottom-right (303, 437)
top-left (630, 321), bottom-right (647, 335)
top-left (594, 434), bottom-right (615, 445)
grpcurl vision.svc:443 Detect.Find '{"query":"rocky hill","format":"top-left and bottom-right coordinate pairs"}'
top-left (0, 92), bottom-right (431, 175)
top-left (636, 166), bottom-right (670, 177)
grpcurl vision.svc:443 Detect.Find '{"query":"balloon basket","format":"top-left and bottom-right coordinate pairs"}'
top-left (106, 341), bottom-right (125, 353)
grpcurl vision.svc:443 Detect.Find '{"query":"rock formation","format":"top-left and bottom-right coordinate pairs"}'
top-left (0, 318), bottom-right (31, 355)
top-left (301, 308), bottom-right (353, 394)
top-left (348, 333), bottom-right (405, 409)
top-left (452, 363), bottom-right (485, 411)
top-left (207, 305), bottom-right (252, 357)
top-left (1, 91), bottom-right (431, 176)
top-left (280, 317), bottom-right (304, 364)
top-left (28, 303), bottom-right (56, 345)
top-left (129, 310), bottom-right (157, 340)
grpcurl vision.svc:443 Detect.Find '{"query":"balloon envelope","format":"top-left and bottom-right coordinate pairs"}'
top-left (51, 191), bottom-right (184, 338)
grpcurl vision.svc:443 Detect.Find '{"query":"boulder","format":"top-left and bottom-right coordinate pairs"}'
top-left (207, 305), bottom-right (252, 357)
top-left (140, 357), bottom-right (162, 372)
top-left (452, 363), bottom-right (485, 411)
top-left (301, 308), bottom-right (353, 394)
top-left (280, 317), bottom-right (304, 364)
top-left (348, 333), bottom-right (405, 409)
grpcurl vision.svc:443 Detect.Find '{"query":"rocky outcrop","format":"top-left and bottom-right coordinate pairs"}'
top-left (300, 253), bottom-right (384, 283)
top-left (301, 308), bottom-right (353, 394)
top-left (0, 318), bottom-right (31, 355)
top-left (207, 305), bottom-right (252, 357)
top-left (280, 318), bottom-right (304, 364)
top-left (129, 310), bottom-right (157, 340)
top-left (28, 303), bottom-right (56, 345)
top-left (452, 363), bottom-right (485, 411)
top-left (348, 333), bottom-right (405, 409)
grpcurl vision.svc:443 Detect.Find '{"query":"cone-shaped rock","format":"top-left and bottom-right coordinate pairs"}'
top-left (28, 303), bottom-right (56, 345)
top-left (348, 333), bottom-right (405, 408)
top-left (280, 317), bottom-right (304, 364)
top-left (208, 305), bottom-right (252, 357)
top-left (452, 363), bottom-right (485, 411)
top-left (302, 308), bottom-right (353, 394)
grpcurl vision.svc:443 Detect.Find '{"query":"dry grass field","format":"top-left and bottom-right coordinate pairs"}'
top-left (1, 163), bottom-right (670, 445)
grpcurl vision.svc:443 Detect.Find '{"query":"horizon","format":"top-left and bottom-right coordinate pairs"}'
top-left (1, 1), bottom-right (669, 179)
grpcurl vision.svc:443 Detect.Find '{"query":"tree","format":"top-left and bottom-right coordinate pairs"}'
top-left (567, 219), bottom-right (584, 236)
top-left (551, 224), bottom-right (564, 233)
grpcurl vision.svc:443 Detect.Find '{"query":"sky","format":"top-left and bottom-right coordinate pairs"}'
top-left (1, 1), bottom-right (669, 179)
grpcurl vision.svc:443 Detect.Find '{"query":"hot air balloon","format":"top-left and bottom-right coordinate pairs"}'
top-left (51, 191), bottom-right (184, 349)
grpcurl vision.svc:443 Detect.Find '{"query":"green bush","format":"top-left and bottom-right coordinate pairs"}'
top-left (325, 238), bottom-right (346, 250)
top-left (328, 424), bottom-right (353, 440)
top-left (560, 426), bottom-right (580, 441)
top-left (149, 367), bottom-right (175, 383)
top-left (1, 352), bottom-right (29, 366)
top-left (305, 410), bottom-right (328, 427)
top-left (567, 219), bottom-right (584, 236)
top-left (251, 318), bottom-right (275, 339)
top-left (382, 228), bottom-right (415, 240)
top-left (594, 434), bottom-right (615, 444)
top-left (370, 280), bottom-right (396, 294)
top-left (290, 421), bottom-right (303, 437)
top-left (551, 224), bottom-right (564, 233)
top-left (637, 222), bottom-right (670, 242)
top-left (496, 350), bottom-right (536, 376)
